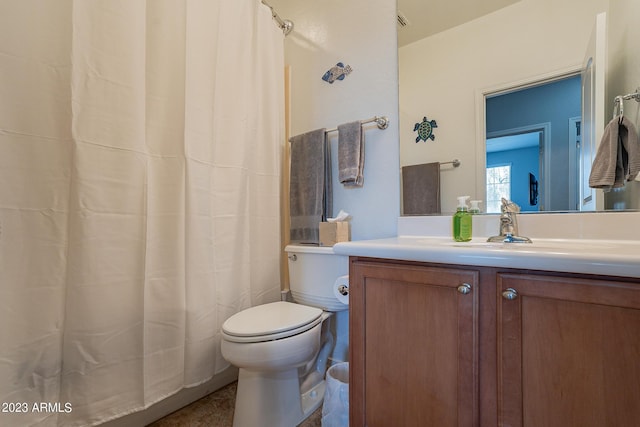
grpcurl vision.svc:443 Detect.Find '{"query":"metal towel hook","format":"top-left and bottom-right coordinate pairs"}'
top-left (613, 87), bottom-right (640, 119)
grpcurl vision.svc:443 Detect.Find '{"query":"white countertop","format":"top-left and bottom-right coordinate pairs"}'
top-left (333, 236), bottom-right (640, 279)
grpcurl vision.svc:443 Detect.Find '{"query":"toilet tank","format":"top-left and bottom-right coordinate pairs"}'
top-left (285, 244), bottom-right (349, 312)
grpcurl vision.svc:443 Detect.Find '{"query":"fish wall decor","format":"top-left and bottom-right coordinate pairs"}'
top-left (322, 62), bottom-right (353, 84)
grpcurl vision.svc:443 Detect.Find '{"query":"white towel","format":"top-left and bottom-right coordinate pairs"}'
top-left (338, 121), bottom-right (365, 187)
top-left (589, 115), bottom-right (640, 190)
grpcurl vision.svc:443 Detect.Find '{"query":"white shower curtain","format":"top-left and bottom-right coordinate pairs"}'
top-left (0, 1), bottom-right (284, 425)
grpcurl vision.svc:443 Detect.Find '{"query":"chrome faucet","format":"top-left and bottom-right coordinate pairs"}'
top-left (487, 198), bottom-right (532, 243)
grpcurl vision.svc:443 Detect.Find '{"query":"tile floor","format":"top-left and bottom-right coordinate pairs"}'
top-left (147, 381), bottom-right (322, 427)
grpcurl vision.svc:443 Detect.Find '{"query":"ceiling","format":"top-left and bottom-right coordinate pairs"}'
top-left (397, 0), bottom-right (521, 47)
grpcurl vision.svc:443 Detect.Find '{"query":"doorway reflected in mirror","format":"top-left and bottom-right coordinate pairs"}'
top-left (486, 75), bottom-right (581, 211)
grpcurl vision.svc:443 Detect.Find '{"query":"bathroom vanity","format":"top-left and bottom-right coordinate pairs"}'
top-left (334, 215), bottom-right (640, 427)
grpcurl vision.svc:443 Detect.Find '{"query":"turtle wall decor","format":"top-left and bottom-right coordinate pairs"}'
top-left (413, 116), bottom-right (438, 142)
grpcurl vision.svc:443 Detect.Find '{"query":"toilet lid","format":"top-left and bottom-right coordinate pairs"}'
top-left (222, 301), bottom-right (323, 343)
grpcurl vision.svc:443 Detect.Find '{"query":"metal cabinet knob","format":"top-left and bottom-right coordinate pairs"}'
top-left (502, 288), bottom-right (518, 300)
top-left (457, 283), bottom-right (472, 295)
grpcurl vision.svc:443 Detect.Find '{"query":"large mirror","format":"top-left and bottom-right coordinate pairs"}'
top-left (398, 0), bottom-right (640, 214)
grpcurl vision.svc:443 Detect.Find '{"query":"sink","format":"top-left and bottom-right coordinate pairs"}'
top-left (333, 234), bottom-right (640, 279)
top-left (417, 238), bottom-right (622, 253)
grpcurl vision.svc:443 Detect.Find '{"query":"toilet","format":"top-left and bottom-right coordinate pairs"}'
top-left (221, 244), bottom-right (349, 427)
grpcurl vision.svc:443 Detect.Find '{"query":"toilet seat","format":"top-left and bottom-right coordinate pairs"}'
top-left (222, 301), bottom-right (323, 343)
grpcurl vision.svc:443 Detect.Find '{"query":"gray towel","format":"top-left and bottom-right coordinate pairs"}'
top-left (289, 128), bottom-right (332, 243)
top-left (589, 115), bottom-right (640, 190)
top-left (402, 163), bottom-right (441, 215)
top-left (338, 121), bottom-right (364, 187)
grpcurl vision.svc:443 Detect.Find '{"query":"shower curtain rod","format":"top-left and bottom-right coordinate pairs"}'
top-left (325, 116), bottom-right (390, 133)
top-left (261, 0), bottom-right (294, 36)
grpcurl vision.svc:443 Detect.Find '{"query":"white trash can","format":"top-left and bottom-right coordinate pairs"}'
top-left (321, 362), bottom-right (349, 427)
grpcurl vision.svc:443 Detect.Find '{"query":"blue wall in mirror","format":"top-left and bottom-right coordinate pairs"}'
top-left (486, 75), bottom-right (581, 211)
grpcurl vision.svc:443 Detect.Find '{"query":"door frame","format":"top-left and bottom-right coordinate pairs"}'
top-left (474, 66), bottom-right (582, 207)
top-left (487, 124), bottom-right (550, 211)
top-left (568, 116), bottom-right (581, 210)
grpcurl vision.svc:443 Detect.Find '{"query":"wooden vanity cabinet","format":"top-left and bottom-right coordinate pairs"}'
top-left (349, 258), bottom-right (483, 427)
top-left (349, 257), bottom-right (640, 427)
top-left (497, 273), bottom-right (640, 427)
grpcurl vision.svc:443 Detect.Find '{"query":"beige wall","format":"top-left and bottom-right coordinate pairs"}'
top-left (400, 0), bottom-right (609, 211)
top-left (607, 0), bottom-right (640, 120)
top-left (605, 0), bottom-right (640, 207)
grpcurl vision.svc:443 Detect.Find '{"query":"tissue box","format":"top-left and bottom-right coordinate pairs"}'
top-left (319, 222), bottom-right (351, 246)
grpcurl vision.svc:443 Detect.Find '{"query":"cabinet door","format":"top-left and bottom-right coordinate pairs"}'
top-left (497, 273), bottom-right (640, 427)
top-left (350, 260), bottom-right (479, 427)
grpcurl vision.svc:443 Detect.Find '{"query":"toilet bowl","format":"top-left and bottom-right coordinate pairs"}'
top-left (220, 244), bottom-right (348, 427)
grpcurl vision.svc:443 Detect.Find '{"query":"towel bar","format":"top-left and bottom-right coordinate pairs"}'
top-left (325, 116), bottom-right (389, 134)
top-left (441, 159), bottom-right (461, 167)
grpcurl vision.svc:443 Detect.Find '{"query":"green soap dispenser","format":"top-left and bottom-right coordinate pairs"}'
top-left (453, 196), bottom-right (472, 242)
